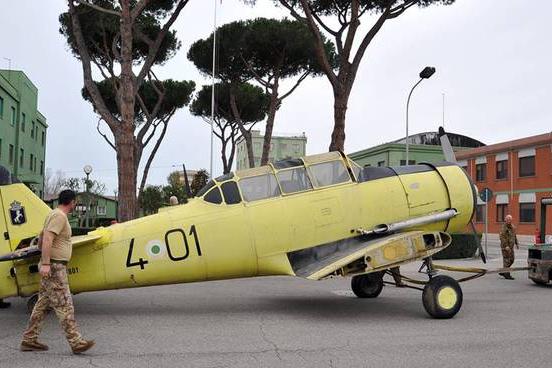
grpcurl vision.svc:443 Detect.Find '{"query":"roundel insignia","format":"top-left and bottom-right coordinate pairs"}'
top-left (146, 240), bottom-right (165, 258)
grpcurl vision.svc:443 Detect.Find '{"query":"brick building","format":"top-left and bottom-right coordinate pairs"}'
top-left (456, 132), bottom-right (552, 242)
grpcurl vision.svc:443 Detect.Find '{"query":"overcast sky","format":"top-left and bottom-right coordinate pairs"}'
top-left (1, 0), bottom-right (550, 193)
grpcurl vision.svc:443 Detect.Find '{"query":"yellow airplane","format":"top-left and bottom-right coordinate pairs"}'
top-left (0, 134), bottom-right (477, 319)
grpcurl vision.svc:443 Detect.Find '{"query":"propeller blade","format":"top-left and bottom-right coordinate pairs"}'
top-left (469, 220), bottom-right (486, 264)
top-left (438, 126), bottom-right (457, 163)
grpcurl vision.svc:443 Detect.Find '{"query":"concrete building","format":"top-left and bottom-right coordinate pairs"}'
top-left (0, 70), bottom-right (47, 197)
top-left (235, 130), bottom-right (307, 170)
top-left (457, 132), bottom-right (552, 242)
top-left (349, 132), bottom-right (484, 167)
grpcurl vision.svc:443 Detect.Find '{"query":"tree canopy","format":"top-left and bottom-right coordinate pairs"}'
top-left (59, 0), bottom-right (193, 221)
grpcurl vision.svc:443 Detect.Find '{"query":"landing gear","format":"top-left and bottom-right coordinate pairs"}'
top-left (422, 275), bottom-right (463, 319)
top-left (0, 298), bottom-right (11, 309)
top-left (27, 294), bottom-right (38, 314)
top-left (530, 278), bottom-right (549, 286)
top-left (351, 272), bottom-right (384, 298)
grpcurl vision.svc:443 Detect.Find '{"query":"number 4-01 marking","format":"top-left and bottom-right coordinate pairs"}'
top-left (126, 238), bottom-right (149, 270)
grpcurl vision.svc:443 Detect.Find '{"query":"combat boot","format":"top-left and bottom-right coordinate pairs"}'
top-left (501, 273), bottom-right (515, 280)
top-left (72, 340), bottom-right (95, 354)
top-left (20, 340), bottom-right (49, 352)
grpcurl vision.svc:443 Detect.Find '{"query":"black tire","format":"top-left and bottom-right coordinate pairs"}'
top-left (530, 278), bottom-right (548, 286)
top-left (351, 272), bottom-right (384, 298)
top-left (27, 294), bottom-right (38, 314)
top-left (0, 299), bottom-right (11, 309)
top-left (422, 275), bottom-right (463, 319)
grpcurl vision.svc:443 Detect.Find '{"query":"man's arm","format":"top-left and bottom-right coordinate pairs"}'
top-left (39, 231), bottom-right (55, 277)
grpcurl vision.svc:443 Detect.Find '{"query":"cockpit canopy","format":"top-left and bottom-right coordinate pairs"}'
top-left (197, 152), bottom-right (360, 205)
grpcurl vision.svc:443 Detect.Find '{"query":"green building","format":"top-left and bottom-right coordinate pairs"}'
top-left (0, 70), bottom-right (47, 197)
top-left (46, 192), bottom-right (118, 230)
top-left (236, 130), bottom-right (307, 170)
top-left (349, 132), bottom-right (484, 167)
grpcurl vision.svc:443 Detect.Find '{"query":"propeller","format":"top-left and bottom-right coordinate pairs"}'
top-left (438, 126), bottom-right (486, 264)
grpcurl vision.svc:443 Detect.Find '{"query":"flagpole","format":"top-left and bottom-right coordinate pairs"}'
top-left (209, 0), bottom-right (218, 180)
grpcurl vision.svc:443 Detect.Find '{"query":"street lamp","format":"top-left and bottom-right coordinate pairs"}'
top-left (83, 165), bottom-right (93, 228)
top-left (405, 66), bottom-right (436, 165)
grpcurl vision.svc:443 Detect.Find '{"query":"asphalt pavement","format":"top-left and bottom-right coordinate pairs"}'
top-left (1, 243), bottom-right (551, 368)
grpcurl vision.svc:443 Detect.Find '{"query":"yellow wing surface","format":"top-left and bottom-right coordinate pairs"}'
top-left (287, 231), bottom-right (452, 280)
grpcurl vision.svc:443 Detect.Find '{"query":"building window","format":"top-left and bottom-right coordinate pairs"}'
top-left (475, 204), bottom-right (486, 223)
top-left (9, 145), bottom-right (14, 164)
top-left (41, 131), bottom-right (45, 146)
top-left (97, 206), bottom-right (107, 216)
top-left (0, 96), bottom-right (4, 118)
top-left (11, 107), bottom-right (16, 125)
top-left (377, 160), bottom-right (385, 167)
top-left (496, 204), bottom-right (507, 222)
top-left (519, 156), bottom-right (535, 177)
top-left (496, 160), bottom-right (508, 180)
top-left (476, 163), bottom-right (486, 181)
top-left (30, 154), bottom-right (34, 170)
top-left (21, 113), bottom-right (26, 131)
top-left (31, 121), bottom-right (35, 139)
top-left (34, 156), bottom-right (37, 173)
top-left (519, 203), bottom-right (535, 223)
top-left (40, 160), bottom-right (44, 175)
top-left (400, 160), bottom-right (416, 166)
top-left (19, 149), bottom-right (24, 168)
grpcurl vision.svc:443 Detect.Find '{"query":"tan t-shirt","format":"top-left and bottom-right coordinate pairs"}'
top-left (43, 208), bottom-right (72, 261)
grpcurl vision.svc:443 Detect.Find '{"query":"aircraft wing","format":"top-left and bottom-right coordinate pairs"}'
top-left (287, 231), bottom-right (452, 281)
top-left (0, 233), bottom-right (104, 263)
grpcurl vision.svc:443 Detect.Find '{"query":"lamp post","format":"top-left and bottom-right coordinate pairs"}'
top-left (405, 66), bottom-right (435, 165)
top-left (83, 165), bottom-right (93, 228)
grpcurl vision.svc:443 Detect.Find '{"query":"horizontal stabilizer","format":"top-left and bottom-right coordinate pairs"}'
top-left (0, 233), bottom-right (104, 263)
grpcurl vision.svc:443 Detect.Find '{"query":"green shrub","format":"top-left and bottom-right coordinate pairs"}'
top-left (433, 233), bottom-right (482, 259)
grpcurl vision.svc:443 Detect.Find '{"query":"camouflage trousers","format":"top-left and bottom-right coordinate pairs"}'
top-left (501, 245), bottom-right (515, 268)
top-left (22, 264), bottom-right (84, 349)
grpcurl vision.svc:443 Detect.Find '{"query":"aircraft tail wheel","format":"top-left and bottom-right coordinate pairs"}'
top-left (0, 299), bottom-right (11, 309)
top-left (530, 278), bottom-right (548, 286)
top-left (351, 272), bottom-right (384, 298)
top-left (27, 294), bottom-right (38, 314)
top-left (422, 275), bottom-right (463, 319)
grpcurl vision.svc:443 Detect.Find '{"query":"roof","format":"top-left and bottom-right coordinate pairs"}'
top-left (456, 132), bottom-right (552, 160)
top-left (392, 131), bottom-right (484, 147)
top-left (44, 192), bottom-right (118, 203)
top-left (349, 131), bottom-right (485, 159)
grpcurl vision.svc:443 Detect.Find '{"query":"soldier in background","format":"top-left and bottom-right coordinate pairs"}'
top-left (20, 190), bottom-right (94, 354)
top-left (499, 214), bottom-right (519, 280)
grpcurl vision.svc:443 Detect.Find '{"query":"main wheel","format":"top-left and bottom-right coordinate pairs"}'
top-left (422, 275), bottom-right (463, 319)
top-left (27, 294), bottom-right (38, 314)
top-left (351, 272), bottom-right (384, 298)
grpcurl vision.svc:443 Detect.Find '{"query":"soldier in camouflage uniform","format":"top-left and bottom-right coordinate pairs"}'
top-left (20, 190), bottom-right (94, 354)
top-left (499, 214), bottom-right (519, 280)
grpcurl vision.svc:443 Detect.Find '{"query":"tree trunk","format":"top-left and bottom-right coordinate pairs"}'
top-left (261, 79), bottom-right (280, 166)
top-left (229, 87), bottom-right (255, 168)
top-left (116, 1), bottom-right (138, 222)
top-left (115, 130), bottom-right (137, 222)
top-left (329, 89), bottom-right (349, 152)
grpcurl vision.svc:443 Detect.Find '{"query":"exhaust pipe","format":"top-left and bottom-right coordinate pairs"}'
top-left (357, 209), bottom-right (458, 236)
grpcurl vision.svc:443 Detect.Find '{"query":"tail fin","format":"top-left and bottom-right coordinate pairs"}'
top-left (0, 181), bottom-right (51, 253)
top-left (0, 167), bottom-right (51, 299)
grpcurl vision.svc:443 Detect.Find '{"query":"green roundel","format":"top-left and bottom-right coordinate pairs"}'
top-left (146, 240), bottom-right (165, 258)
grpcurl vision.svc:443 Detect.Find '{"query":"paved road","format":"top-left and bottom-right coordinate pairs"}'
top-left (1, 246), bottom-right (551, 368)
